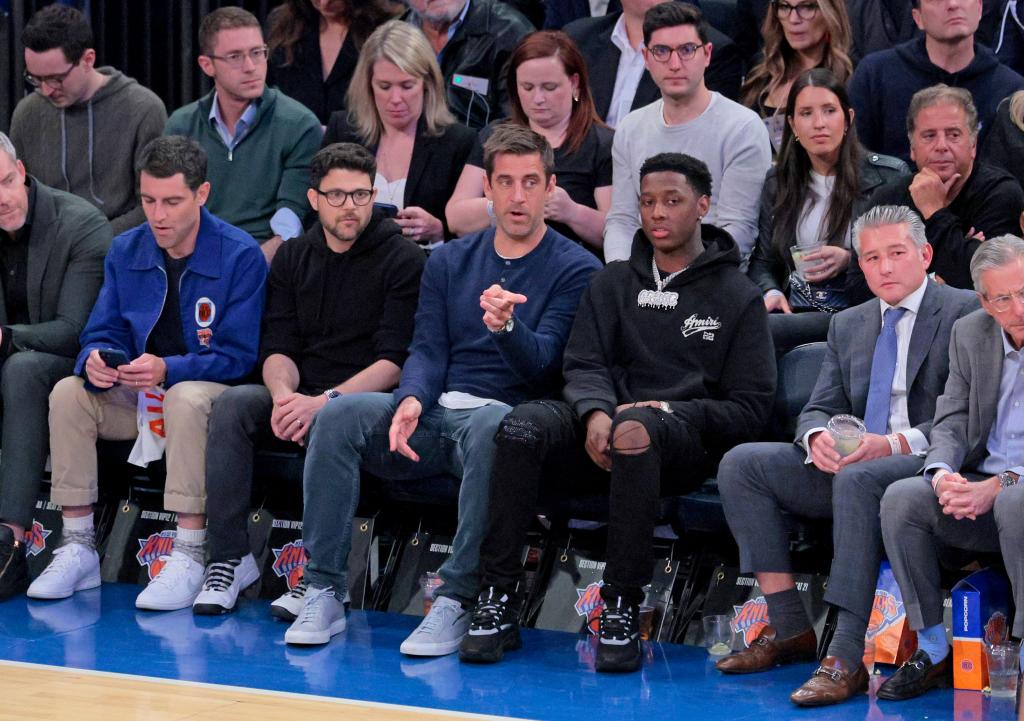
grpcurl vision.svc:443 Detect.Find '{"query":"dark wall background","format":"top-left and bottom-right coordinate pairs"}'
top-left (0, 1), bottom-right (278, 134)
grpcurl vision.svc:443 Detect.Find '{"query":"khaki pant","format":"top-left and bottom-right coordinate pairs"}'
top-left (49, 377), bottom-right (228, 514)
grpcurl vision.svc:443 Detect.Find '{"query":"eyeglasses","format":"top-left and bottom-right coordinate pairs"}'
top-left (985, 286), bottom-right (1024, 313)
top-left (205, 46), bottom-right (269, 69)
top-left (646, 43), bottom-right (706, 63)
top-left (23, 63), bottom-right (77, 89)
top-left (314, 187), bottom-right (373, 207)
top-left (774, 1), bottom-right (820, 19)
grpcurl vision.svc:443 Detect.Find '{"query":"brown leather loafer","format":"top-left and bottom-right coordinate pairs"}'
top-left (790, 656), bottom-right (869, 707)
top-left (715, 625), bottom-right (818, 674)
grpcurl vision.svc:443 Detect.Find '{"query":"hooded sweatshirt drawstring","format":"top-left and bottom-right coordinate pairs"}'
top-left (58, 100), bottom-right (105, 206)
top-left (86, 101), bottom-right (104, 206)
top-left (995, 0), bottom-right (1024, 55)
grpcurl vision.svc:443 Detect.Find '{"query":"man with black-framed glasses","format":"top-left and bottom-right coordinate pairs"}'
top-left (195, 142), bottom-right (423, 617)
top-left (10, 4), bottom-right (166, 235)
top-left (849, 0), bottom-right (1024, 161)
top-left (165, 7), bottom-right (321, 266)
top-left (603, 2), bottom-right (770, 263)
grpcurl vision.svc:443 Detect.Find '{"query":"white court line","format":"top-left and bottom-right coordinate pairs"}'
top-left (0, 659), bottom-right (536, 721)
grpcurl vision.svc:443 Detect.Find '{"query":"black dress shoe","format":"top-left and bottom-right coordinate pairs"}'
top-left (0, 525), bottom-right (29, 601)
top-left (877, 648), bottom-right (952, 700)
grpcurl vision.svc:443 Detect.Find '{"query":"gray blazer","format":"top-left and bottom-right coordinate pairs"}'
top-left (795, 280), bottom-right (979, 442)
top-left (926, 309), bottom-right (1010, 473)
top-left (3, 179), bottom-right (113, 358)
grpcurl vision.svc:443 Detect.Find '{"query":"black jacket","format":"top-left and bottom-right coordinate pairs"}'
top-left (267, 27), bottom-right (359, 126)
top-left (322, 115), bottom-right (476, 239)
top-left (563, 225), bottom-right (775, 452)
top-left (564, 9), bottom-right (743, 118)
top-left (4, 178), bottom-right (112, 359)
top-left (403, 0), bottom-right (534, 129)
top-left (981, 95), bottom-right (1024, 192)
top-left (747, 151), bottom-right (909, 295)
top-left (860, 161), bottom-right (1024, 295)
top-left (259, 210), bottom-right (425, 393)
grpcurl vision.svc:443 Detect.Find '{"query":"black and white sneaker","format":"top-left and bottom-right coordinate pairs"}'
top-left (595, 595), bottom-right (641, 673)
top-left (271, 577), bottom-right (308, 621)
top-left (459, 587), bottom-right (522, 664)
top-left (0, 525), bottom-right (29, 601)
top-left (192, 554), bottom-right (261, 615)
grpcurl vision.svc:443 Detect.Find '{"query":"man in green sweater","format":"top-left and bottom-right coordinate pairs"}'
top-left (10, 4), bottom-right (167, 236)
top-left (165, 6), bottom-right (322, 265)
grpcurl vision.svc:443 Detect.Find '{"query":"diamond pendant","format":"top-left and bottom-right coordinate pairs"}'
top-left (637, 289), bottom-right (679, 310)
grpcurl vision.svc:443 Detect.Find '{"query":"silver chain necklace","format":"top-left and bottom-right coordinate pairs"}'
top-left (637, 256), bottom-right (685, 310)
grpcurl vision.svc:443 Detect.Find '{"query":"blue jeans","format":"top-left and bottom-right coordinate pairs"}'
top-left (301, 392), bottom-right (511, 604)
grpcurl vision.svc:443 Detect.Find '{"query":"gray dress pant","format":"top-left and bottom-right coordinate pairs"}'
top-left (880, 477), bottom-right (1024, 637)
top-left (0, 352), bottom-right (75, 529)
top-left (718, 442), bottom-right (924, 620)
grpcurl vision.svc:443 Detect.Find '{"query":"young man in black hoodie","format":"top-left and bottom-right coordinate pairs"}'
top-left (459, 152), bottom-right (776, 672)
top-left (191, 143), bottom-right (424, 616)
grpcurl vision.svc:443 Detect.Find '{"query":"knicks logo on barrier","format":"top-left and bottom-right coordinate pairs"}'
top-left (574, 581), bottom-right (605, 635)
top-left (732, 596), bottom-right (770, 647)
top-left (136, 530), bottom-right (176, 579)
top-left (272, 541), bottom-right (309, 590)
top-left (961, 658), bottom-right (975, 672)
top-left (25, 521), bottom-right (52, 557)
top-left (866, 590), bottom-right (904, 638)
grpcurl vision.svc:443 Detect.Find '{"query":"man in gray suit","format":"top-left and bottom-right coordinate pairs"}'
top-left (716, 205), bottom-right (978, 707)
top-left (878, 234), bottom-right (1024, 701)
top-left (0, 131), bottom-right (112, 600)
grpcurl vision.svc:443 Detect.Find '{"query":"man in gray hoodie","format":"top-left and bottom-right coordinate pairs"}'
top-left (10, 4), bottom-right (167, 235)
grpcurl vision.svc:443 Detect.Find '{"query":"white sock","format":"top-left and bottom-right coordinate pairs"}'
top-left (174, 526), bottom-right (206, 545)
top-left (62, 513), bottom-right (94, 532)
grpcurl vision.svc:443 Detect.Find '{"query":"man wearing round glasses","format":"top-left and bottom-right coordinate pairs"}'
top-left (878, 235), bottom-right (1024, 701)
top-left (10, 4), bottom-right (166, 235)
top-left (849, 0), bottom-right (1024, 161)
top-left (165, 7), bottom-right (321, 266)
top-left (195, 143), bottom-right (423, 617)
top-left (603, 2), bottom-right (770, 263)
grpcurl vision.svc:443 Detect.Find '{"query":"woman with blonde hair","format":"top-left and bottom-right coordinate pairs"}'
top-left (323, 20), bottom-right (476, 247)
top-left (983, 91), bottom-right (1024, 191)
top-left (740, 0), bottom-right (853, 152)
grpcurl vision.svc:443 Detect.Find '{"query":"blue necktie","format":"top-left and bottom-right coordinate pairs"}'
top-left (864, 307), bottom-right (908, 435)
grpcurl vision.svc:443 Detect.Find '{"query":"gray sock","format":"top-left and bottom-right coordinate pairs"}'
top-left (60, 528), bottom-right (95, 550)
top-left (764, 587), bottom-right (812, 639)
top-left (826, 608), bottom-right (868, 669)
top-left (173, 538), bottom-right (205, 565)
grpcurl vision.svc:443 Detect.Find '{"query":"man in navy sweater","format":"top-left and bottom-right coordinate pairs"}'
top-left (284, 124), bottom-right (602, 651)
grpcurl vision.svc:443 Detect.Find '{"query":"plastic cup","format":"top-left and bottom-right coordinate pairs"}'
top-left (790, 243), bottom-right (825, 277)
top-left (639, 606), bottom-right (656, 641)
top-left (703, 614), bottom-right (736, 656)
top-left (986, 643), bottom-right (1019, 697)
top-left (420, 571), bottom-right (443, 615)
top-left (827, 414), bottom-right (866, 458)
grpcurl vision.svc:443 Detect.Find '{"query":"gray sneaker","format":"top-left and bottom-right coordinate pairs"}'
top-left (400, 596), bottom-right (470, 656)
top-left (284, 586), bottom-right (347, 645)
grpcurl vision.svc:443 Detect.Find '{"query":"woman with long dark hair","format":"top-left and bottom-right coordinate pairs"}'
top-left (267, 0), bottom-right (398, 125)
top-left (748, 68), bottom-right (908, 353)
top-left (445, 30), bottom-right (613, 251)
top-left (740, 0), bottom-right (853, 152)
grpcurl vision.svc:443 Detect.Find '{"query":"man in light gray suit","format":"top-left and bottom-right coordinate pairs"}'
top-left (878, 234), bottom-right (1024, 702)
top-left (715, 205), bottom-right (978, 707)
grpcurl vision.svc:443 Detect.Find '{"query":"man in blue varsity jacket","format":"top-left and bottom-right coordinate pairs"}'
top-left (284, 123), bottom-right (601, 653)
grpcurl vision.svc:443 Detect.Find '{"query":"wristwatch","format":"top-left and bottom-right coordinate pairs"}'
top-left (998, 471), bottom-right (1019, 489)
top-left (491, 317), bottom-right (514, 334)
top-left (324, 389), bottom-right (341, 401)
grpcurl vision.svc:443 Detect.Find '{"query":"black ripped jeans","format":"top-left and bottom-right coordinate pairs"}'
top-left (478, 400), bottom-right (708, 605)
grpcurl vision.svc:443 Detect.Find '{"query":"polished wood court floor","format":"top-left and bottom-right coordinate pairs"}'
top-left (0, 662), bottom-right (515, 721)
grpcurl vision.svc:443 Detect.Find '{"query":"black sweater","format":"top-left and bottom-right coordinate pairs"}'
top-left (863, 161), bottom-right (1024, 294)
top-left (259, 210), bottom-right (425, 393)
top-left (563, 225), bottom-right (776, 452)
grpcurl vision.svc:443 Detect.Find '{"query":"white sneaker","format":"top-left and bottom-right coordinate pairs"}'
top-left (400, 596), bottom-right (470, 656)
top-left (272, 577), bottom-right (349, 621)
top-left (27, 543), bottom-right (101, 600)
top-left (135, 550), bottom-right (205, 611)
top-left (192, 554), bottom-right (261, 615)
top-left (271, 577), bottom-right (308, 621)
top-left (284, 586), bottom-right (347, 645)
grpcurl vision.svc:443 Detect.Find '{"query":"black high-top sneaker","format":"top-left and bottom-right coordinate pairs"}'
top-left (595, 594), bottom-right (641, 672)
top-left (459, 586), bottom-right (522, 663)
top-left (0, 525), bottom-right (30, 601)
